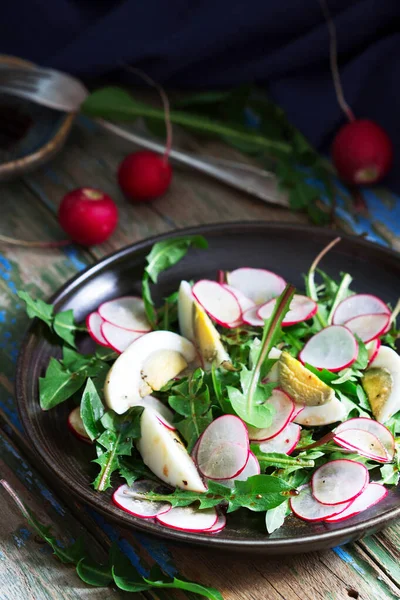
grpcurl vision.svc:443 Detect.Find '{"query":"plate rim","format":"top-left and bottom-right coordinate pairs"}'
top-left (15, 221), bottom-right (400, 551)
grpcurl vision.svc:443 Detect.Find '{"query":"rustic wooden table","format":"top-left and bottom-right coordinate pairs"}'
top-left (0, 117), bottom-right (399, 600)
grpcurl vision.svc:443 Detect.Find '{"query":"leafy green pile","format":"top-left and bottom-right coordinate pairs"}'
top-left (18, 235), bottom-right (400, 538)
top-left (81, 86), bottom-right (338, 224)
top-left (1, 480), bottom-right (223, 599)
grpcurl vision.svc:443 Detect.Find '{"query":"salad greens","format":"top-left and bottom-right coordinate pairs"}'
top-left (1, 480), bottom-right (223, 599)
top-left (19, 234), bottom-right (400, 537)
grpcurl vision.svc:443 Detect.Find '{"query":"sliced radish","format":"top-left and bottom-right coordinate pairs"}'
top-left (333, 294), bottom-right (390, 326)
top-left (258, 295), bottom-right (317, 327)
top-left (291, 404), bottom-right (305, 421)
top-left (99, 296), bottom-right (151, 332)
top-left (217, 270), bottom-right (226, 285)
top-left (223, 284), bottom-right (255, 327)
top-left (86, 312), bottom-right (109, 347)
top-left (204, 512), bottom-right (227, 534)
top-left (214, 452), bottom-right (260, 488)
top-left (324, 483), bottom-right (388, 523)
top-left (192, 280), bottom-right (241, 327)
top-left (156, 506), bottom-right (218, 532)
top-left (242, 305), bottom-right (264, 327)
top-left (197, 415), bottom-right (249, 479)
top-left (247, 389), bottom-right (294, 441)
top-left (258, 423), bottom-right (301, 455)
top-left (335, 418), bottom-right (395, 461)
top-left (366, 339), bottom-right (381, 365)
top-left (191, 437), bottom-right (200, 463)
top-left (67, 407), bottom-right (91, 443)
top-left (227, 268), bottom-right (286, 305)
top-left (344, 313), bottom-right (390, 343)
top-left (101, 321), bottom-right (143, 353)
top-left (290, 484), bottom-right (352, 522)
top-left (112, 481), bottom-right (171, 519)
top-left (299, 325), bottom-right (358, 372)
top-left (333, 428), bottom-right (388, 462)
top-left (311, 459), bottom-right (369, 505)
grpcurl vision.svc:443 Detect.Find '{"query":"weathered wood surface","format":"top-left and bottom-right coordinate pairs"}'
top-left (0, 117), bottom-right (399, 600)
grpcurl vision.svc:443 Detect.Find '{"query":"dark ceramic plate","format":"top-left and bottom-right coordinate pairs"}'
top-left (16, 223), bottom-right (400, 554)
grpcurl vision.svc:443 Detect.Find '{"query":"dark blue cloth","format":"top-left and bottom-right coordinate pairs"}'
top-left (2, 0), bottom-right (399, 191)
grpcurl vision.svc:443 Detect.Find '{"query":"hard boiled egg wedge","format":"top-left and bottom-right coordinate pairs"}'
top-left (293, 396), bottom-right (346, 427)
top-left (362, 345), bottom-right (400, 423)
top-left (104, 331), bottom-right (196, 414)
top-left (137, 408), bottom-right (206, 492)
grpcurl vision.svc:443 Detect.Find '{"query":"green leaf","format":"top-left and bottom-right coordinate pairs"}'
top-left (145, 236), bottom-right (208, 283)
top-left (92, 447), bottom-right (120, 492)
top-left (228, 475), bottom-right (293, 512)
top-left (228, 284), bottom-right (295, 427)
top-left (82, 87), bottom-right (292, 155)
top-left (265, 500), bottom-right (289, 534)
top-left (142, 272), bottom-right (158, 329)
top-left (379, 463), bottom-right (399, 486)
top-left (251, 447), bottom-right (315, 470)
top-left (145, 565), bottom-right (224, 600)
top-left (17, 290), bottom-right (54, 328)
top-left (39, 358), bottom-right (87, 410)
top-left (53, 310), bottom-right (77, 347)
top-left (118, 455), bottom-right (157, 486)
top-left (174, 90), bottom-right (232, 108)
top-left (353, 337), bottom-right (369, 371)
top-left (80, 378), bottom-right (105, 440)
top-left (76, 558), bottom-right (112, 587)
top-left (168, 369), bottom-right (213, 451)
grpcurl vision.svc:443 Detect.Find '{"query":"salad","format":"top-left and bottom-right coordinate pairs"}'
top-left (19, 235), bottom-right (400, 535)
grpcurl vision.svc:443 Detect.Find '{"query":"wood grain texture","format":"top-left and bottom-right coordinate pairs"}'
top-left (0, 115), bottom-right (399, 600)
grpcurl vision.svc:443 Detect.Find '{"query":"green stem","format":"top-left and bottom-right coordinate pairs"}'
top-left (327, 272), bottom-right (353, 324)
top-left (246, 284), bottom-right (295, 415)
top-left (258, 455), bottom-right (315, 468)
top-left (306, 237), bottom-right (341, 329)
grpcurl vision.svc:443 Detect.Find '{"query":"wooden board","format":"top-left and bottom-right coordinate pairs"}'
top-left (0, 117), bottom-right (399, 600)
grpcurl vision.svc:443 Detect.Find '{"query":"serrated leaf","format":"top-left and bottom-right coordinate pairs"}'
top-left (228, 475), bottom-right (293, 512)
top-left (145, 236), bottom-right (208, 283)
top-left (39, 358), bottom-right (86, 410)
top-left (80, 378), bottom-right (105, 440)
top-left (53, 310), bottom-right (77, 347)
top-left (17, 290), bottom-right (54, 327)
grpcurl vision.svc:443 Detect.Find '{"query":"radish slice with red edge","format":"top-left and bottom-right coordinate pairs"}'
top-left (299, 325), bottom-right (358, 372)
top-left (101, 321), bottom-right (143, 353)
top-left (366, 339), bottom-right (381, 365)
top-left (332, 294), bottom-right (390, 325)
top-left (223, 284), bottom-right (255, 327)
top-left (335, 418), bottom-right (395, 461)
top-left (212, 451), bottom-right (260, 488)
top-left (333, 428), bottom-right (389, 462)
top-left (67, 407), bottom-right (91, 443)
top-left (113, 481), bottom-right (171, 519)
top-left (156, 506), bottom-right (218, 532)
top-left (311, 459), bottom-right (369, 505)
top-left (242, 305), bottom-right (264, 327)
top-left (290, 484), bottom-right (352, 522)
top-left (192, 280), bottom-right (242, 327)
top-left (258, 423), bottom-right (301, 455)
top-left (205, 512), bottom-right (227, 534)
top-left (257, 295), bottom-right (317, 326)
top-left (324, 483), bottom-right (388, 523)
top-left (99, 296), bottom-right (151, 332)
top-left (344, 313), bottom-right (390, 343)
top-left (291, 404), bottom-right (305, 421)
top-left (86, 312), bottom-right (109, 347)
top-left (227, 268), bottom-right (286, 304)
top-left (247, 389), bottom-right (294, 441)
top-left (197, 415), bottom-right (249, 479)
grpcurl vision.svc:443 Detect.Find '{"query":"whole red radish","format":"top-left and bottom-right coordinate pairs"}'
top-left (118, 150), bottom-right (172, 202)
top-left (58, 188), bottom-right (118, 246)
top-left (332, 119), bottom-right (393, 185)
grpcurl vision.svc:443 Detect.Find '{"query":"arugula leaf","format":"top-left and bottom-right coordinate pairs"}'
top-left (265, 500), bottom-right (290, 534)
top-left (118, 455), bottom-right (158, 486)
top-left (39, 358), bottom-right (87, 410)
top-left (228, 475), bottom-right (293, 512)
top-left (2, 480), bottom-right (222, 600)
top-left (169, 369), bottom-right (213, 451)
top-left (17, 290), bottom-right (54, 327)
top-left (353, 337), bottom-right (369, 371)
top-left (251, 446), bottom-right (315, 470)
top-left (80, 378), bottom-right (105, 441)
top-left (228, 284), bottom-right (295, 427)
top-left (379, 463), bottom-right (399, 486)
top-left (142, 235), bottom-right (208, 328)
top-left (327, 273), bottom-right (353, 324)
top-left (93, 408), bottom-right (143, 491)
top-left (18, 290), bottom-right (83, 346)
